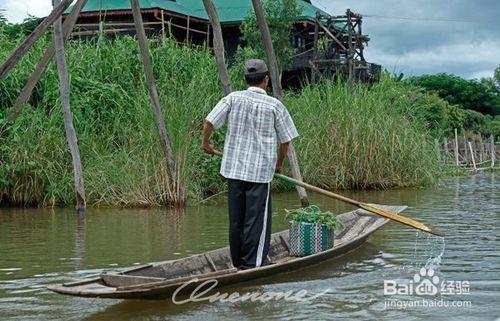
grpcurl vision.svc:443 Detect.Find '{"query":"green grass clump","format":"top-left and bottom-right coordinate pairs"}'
top-left (0, 35), bottom-right (441, 207)
top-left (285, 79), bottom-right (441, 190)
top-left (285, 205), bottom-right (344, 230)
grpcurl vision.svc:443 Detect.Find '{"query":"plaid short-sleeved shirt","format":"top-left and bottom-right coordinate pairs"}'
top-left (206, 87), bottom-right (299, 183)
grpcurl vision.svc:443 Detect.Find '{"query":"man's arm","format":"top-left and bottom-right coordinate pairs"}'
top-left (202, 120), bottom-right (216, 155)
top-left (275, 142), bottom-right (290, 173)
top-left (275, 102), bottom-right (299, 174)
top-left (203, 95), bottom-right (231, 155)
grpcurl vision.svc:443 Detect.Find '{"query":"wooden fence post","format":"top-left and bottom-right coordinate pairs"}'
top-left (479, 134), bottom-right (484, 163)
top-left (8, 0), bottom-right (88, 121)
top-left (454, 128), bottom-right (460, 167)
top-left (491, 134), bottom-right (496, 168)
top-left (434, 138), bottom-right (441, 163)
top-left (462, 132), bottom-right (468, 163)
top-left (202, 0), bottom-right (232, 96)
top-left (0, 0), bottom-right (73, 80)
top-left (52, 0), bottom-right (86, 213)
top-left (130, 0), bottom-right (183, 203)
top-left (468, 142), bottom-right (476, 170)
top-left (251, 0), bottom-right (309, 207)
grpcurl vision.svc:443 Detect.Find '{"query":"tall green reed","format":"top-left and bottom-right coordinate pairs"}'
top-left (0, 35), bottom-right (441, 207)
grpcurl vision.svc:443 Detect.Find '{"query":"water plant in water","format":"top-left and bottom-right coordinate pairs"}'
top-left (285, 205), bottom-right (344, 230)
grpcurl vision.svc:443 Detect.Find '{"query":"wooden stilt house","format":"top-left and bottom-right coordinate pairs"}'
top-left (67, 0), bottom-right (380, 83)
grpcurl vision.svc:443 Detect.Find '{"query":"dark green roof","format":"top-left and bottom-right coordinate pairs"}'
top-left (78, 0), bottom-right (329, 24)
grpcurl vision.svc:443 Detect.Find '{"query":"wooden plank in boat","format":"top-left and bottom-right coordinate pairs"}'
top-left (339, 216), bottom-right (372, 243)
top-left (62, 263), bottom-right (154, 287)
top-left (118, 267), bottom-right (238, 291)
top-left (102, 274), bottom-right (166, 288)
top-left (62, 277), bottom-right (103, 287)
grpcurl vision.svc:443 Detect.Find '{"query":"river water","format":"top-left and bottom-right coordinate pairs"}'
top-left (0, 172), bottom-right (498, 321)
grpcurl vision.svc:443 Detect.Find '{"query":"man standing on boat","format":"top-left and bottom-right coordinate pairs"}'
top-left (202, 59), bottom-right (299, 270)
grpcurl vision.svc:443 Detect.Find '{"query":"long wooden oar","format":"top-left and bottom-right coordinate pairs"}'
top-left (212, 150), bottom-right (444, 237)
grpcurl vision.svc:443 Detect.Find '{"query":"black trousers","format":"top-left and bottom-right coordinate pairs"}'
top-left (227, 179), bottom-right (272, 269)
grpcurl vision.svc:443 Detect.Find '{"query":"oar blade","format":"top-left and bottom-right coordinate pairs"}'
top-left (428, 227), bottom-right (445, 238)
top-left (361, 204), bottom-right (445, 237)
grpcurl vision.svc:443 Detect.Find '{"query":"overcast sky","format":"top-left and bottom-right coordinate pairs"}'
top-left (1, 0), bottom-right (498, 79)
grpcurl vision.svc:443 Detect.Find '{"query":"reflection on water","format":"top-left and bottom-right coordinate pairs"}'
top-left (0, 172), bottom-right (499, 320)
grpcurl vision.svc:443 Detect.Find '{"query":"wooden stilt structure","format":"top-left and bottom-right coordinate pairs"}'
top-left (202, 0), bottom-right (232, 96)
top-left (52, 0), bottom-right (86, 213)
top-left (130, 0), bottom-right (184, 204)
top-left (310, 10), bottom-right (379, 82)
top-left (310, 12), bottom-right (320, 84)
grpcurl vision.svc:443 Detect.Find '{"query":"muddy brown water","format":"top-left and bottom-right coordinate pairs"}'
top-left (0, 172), bottom-right (498, 321)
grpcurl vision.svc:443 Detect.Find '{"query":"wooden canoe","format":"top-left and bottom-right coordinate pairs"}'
top-left (48, 204), bottom-right (406, 300)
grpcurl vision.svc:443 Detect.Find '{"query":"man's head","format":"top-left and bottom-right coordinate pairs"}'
top-left (244, 59), bottom-right (269, 89)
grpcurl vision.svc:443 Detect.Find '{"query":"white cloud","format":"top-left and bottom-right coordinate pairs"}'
top-left (1, 0), bottom-right (52, 23)
top-left (311, 0), bottom-right (500, 79)
top-left (366, 41), bottom-right (500, 79)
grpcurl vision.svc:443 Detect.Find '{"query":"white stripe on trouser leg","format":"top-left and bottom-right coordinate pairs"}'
top-left (256, 183), bottom-right (270, 267)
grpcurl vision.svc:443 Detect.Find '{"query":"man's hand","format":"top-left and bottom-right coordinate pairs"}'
top-left (202, 142), bottom-right (215, 155)
top-left (276, 142), bottom-right (290, 174)
top-left (202, 121), bottom-right (216, 155)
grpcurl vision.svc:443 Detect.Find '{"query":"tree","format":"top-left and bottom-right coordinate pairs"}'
top-left (236, 0), bottom-right (302, 74)
top-left (410, 73), bottom-right (500, 116)
top-left (0, 9), bottom-right (7, 26)
top-left (494, 65), bottom-right (500, 88)
top-left (1, 14), bottom-right (43, 38)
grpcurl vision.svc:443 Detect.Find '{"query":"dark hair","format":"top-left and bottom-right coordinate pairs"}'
top-left (245, 72), bottom-right (268, 86)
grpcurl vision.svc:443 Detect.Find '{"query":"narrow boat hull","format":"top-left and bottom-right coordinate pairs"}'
top-left (48, 205), bottom-right (406, 300)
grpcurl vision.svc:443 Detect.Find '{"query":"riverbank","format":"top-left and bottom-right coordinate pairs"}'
top-left (0, 36), bottom-right (442, 207)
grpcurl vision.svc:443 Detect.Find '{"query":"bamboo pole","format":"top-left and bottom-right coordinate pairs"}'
top-left (468, 142), bottom-right (477, 170)
top-left (454, 128), bottom-right (459, 167)
top-left (251, 0), bottom-right (309, 207)
top-left (130, 0), bottom-right (182, 203)
top-left (7, 0), bottom-right (89, 121)
top-left (202, 0), bottom-right (232, 96)
top-left (52, 0), bottom-right (86, 213)
top-left (0, 0), bottom-right (73, 80)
